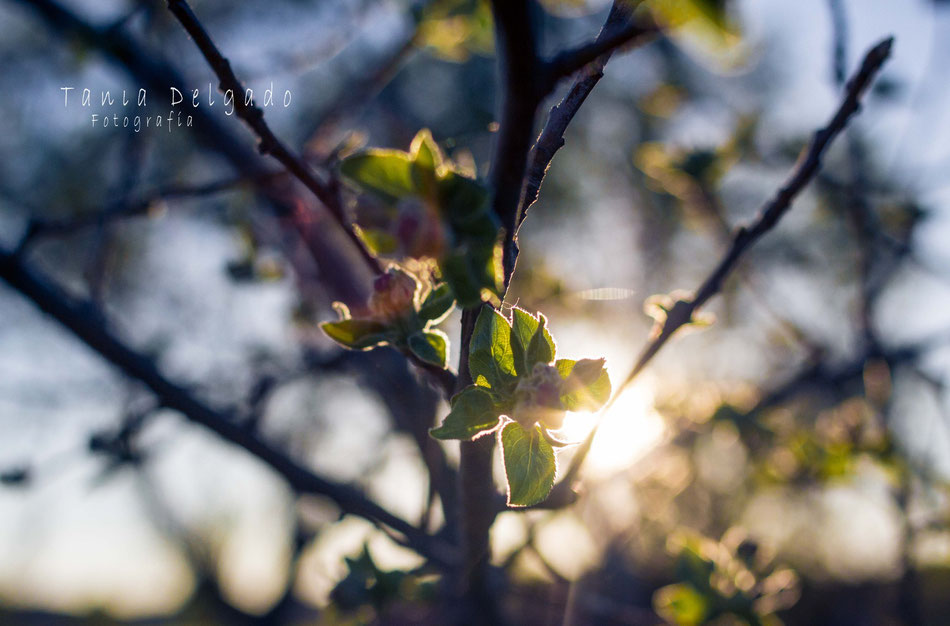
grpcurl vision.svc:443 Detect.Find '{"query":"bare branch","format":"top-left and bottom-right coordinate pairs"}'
top-left (165, 0), bottom-right (382, 275)
top-left (554, 35), bottom-right (894, 494)
top-left (0, 248), bottom-right (452, 566)
top-left (15, 0), bottom-right (374, 307)
top-left (543, 14), bottom-right (659, 92)
top-left (520, 1), bottom-right (655, 227)
top-left (488, 0), bottom-right (542, 288)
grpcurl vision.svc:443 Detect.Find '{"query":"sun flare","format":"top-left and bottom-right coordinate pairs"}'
top-left (558, 382), bottom-right (666, 479)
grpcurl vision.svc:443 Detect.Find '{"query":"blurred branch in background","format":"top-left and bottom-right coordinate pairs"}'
top-left (0, 248), bottom-right (452, 566)
top-left (557, 35), bottom-right (894, 494)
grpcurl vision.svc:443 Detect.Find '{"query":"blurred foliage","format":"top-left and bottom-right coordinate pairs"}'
top-left (416, 0), bottom-right (494, 61)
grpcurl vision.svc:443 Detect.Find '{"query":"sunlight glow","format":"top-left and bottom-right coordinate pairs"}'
top-left (558, 382), bottom-right (666, 479)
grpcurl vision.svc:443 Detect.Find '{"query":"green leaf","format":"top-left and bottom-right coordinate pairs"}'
top-left (354, 226), bottom-right (398, 256)
top-left (500, 422), bottom-right (557, 507)
top-left (653, 583), bottom-right (710, 626)
top-left (418, 283), bottom-right (456, 324)
top-left (469, 307), bottom-right (516, 390)
top-left (438, 173), bottom-right (490, 226)
top-left (410, 129), bottom-right (443, 193)
top-left (340, 150), bottom-right (417, 201)
top-left (510, 309), bottom-right (556, 376)
top-left (509, 308), bottom-right (538, 376)
top-left (556, 358), bottom-right (611, 412)
top-left (430, 386), bottom-right (500, 440)
top-left (408, 330), bottom-right (449, 368)
top-left (526, 312), bottom-right (556, 367)
top-left (321, 319), bottom-right (391, 350)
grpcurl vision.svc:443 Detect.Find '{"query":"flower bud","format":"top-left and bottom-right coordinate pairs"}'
top-left (395, 198), bottom-right (449, 260)
top-left (369, 268), bottom-right (419, 322)
top-left (512, 362), bottom-right (566, 430)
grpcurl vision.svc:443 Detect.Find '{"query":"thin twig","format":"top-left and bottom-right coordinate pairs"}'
top-left (555, 35), bottom-right (894, 493)
top-left (165, 0), bottom-right (382, 276)
top-left (519, 2), bottom-right (656, 228)
top-left (543, 13), bottom-right (659, 92)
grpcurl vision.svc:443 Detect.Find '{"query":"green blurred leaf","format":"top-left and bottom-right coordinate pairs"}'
top-left (418, 282), bottom-right (456, 323)
top-left (556, 358), bottom-right (611, 411)
top-left (430, 385), bottom-right (500, 440)
top-left (410, 129), bottom-right (443, 194)
top-left (653, 583), bottom-right (710, 626)
top-left (469, 307), bottom-right (516, 390)
top-left (321, 319), bottom-right (391, 350)
top-left (500, 421), bottom-right (556, 507)
top-left (408, 329), bottom-right (449, 368)
top-left (354, 226), bottom-right (399, 255)
top-left (417, 0), bottom-right (494, 62)
top-left (341, 150), bottom-right (417, 201)
top-left (439, 173), bottom-right (490, 226)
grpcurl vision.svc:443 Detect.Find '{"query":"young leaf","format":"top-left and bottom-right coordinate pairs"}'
top-left (430, 386), bottom-right (500, 440)
top-left (556, 358), bottom-right (611, 411)
top-left (321, 319), bottom-right (391, 350)
top-left (469, 307), bottom-right (516, 390)
top-left (410, 129), bottom-right (443, 193)
top-left (340, 151), bottom-right (417, 202)
top-left (418, 283), bottom-right (455, 324)
top-left (509, 308), bottom-right (539, 376)
top-left (500, 421), bottom-right (557, 507)
top-left (526, 312), bottom-right (556, 368)
top-left (408, 330), bottom-right (449, 368)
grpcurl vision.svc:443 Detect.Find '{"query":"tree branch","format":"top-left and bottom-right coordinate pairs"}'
top-left (542, 13), bottom-right (659, 92)
top-left (487, 0), bottom-right (542, 289)
top-left (14, 0), bottom-right (373, 307)
top-left (0, 248), bottom-right (452, 567)
top-left (520, 1), bottom-right (655, 227)
top-left (164, 0), bottom-right (381, 275)
top-left (555, 35), bottom-right (894, 495)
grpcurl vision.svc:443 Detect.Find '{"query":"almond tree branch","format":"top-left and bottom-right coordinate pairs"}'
top-left (554, 35), bottom-right (894, 495)
top-left (164, 0), bottom-right (382, 276)
top-left (0, 248), bottom-right (452, 567)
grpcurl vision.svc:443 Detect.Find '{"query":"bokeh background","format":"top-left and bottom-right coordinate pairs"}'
top-left (2, 0), bottom-right (950, 623)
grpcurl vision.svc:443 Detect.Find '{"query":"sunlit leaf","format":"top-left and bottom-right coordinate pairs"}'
top-left (469, 307), bottom-right (516, 390)
top-left (341, 150), bottom-right (417, 202)
top-left (321, 319), bottom-right (391, 350)
top-left (500, 421), bottom-right (556, 507)
top-left (510, 308), bottom-right (555, 376)
top-left (430, 385), bottom-right (500, 440)
top-left (556, 358), bottom-right (611, 411)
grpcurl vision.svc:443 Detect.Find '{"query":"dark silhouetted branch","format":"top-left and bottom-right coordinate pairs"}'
top-left (0, 248), bottom-right (452, 566)
top-left (543, 13), bottom-right (658, 92)
top-left (488, 0), bottom-right (542, 288)
top-left (520, 2), bottom-right (655, 227)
